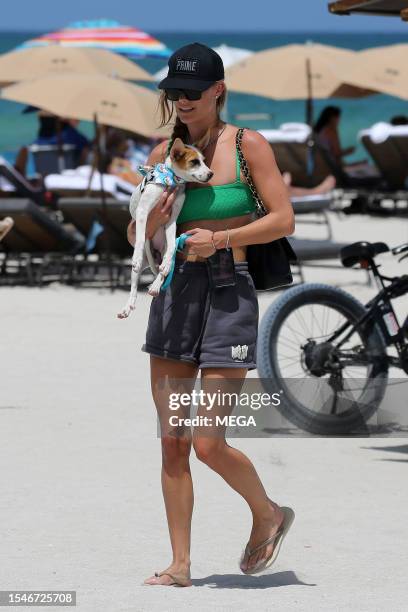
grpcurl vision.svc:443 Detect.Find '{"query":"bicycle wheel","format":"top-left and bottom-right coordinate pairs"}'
top-left (257, 283), bottom-right (389, 435)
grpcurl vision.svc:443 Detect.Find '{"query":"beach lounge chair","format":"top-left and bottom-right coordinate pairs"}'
top-left (260, 124), bottom-right (382, 189)
top-left (0, 199), bottom-right (79, 252)
top-left (259, 124), bottom-right (315, 185)
top-left (291, 194), bottom-right (334, 239)
top-left (56, 196), bottom-right (145, 288)
top-left (28, 143), bottom-right (77, 177)
top-left (0, 155), bottom-right (51, 207)
top-left (0, 198), bottom-right (82, 284)
top-left (57, 197), bottom-right (132, 257)
top-left (44, 166), bottom-right (134, 201)
top-left (359, 122), bottom-right (408, 190)
top-left (287, 236), bottom-right (370, 285)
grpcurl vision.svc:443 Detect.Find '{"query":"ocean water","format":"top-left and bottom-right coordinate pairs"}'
top-left (1, 30), bottom-right (408, 165)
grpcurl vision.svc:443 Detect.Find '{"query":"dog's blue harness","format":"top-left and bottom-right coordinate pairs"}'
top-left (160, 233), bottom-right (191, 291)
top-left (138, 163), bottom-right (185, 192)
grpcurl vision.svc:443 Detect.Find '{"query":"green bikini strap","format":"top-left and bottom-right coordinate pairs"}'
top-left (166, 137), bottom-right (173, 157)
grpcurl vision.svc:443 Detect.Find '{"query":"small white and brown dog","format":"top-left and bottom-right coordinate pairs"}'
top-left (117, 138), bottom-right (213, 319)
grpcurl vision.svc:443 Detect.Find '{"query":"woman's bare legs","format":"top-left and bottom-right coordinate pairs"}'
top-left (192, 368), bottom-right (285, 573)
top-left (283, 171), bottom-right (336, 195)
top-left (144, 355), bottom-right (199, 586)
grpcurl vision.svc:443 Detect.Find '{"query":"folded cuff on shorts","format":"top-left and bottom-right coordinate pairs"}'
top-left (141, 343), bottom-right (198, 365)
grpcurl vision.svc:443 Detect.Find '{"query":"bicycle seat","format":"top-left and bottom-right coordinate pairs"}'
top-left (340, 241), bottom-right (389, 268)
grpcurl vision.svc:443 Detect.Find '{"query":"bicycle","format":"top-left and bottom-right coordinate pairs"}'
top-left (257, 240), bottom-right (408, 435)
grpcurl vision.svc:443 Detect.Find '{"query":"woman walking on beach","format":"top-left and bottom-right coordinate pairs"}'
top-left (128, 43), bottom-right (295, 587)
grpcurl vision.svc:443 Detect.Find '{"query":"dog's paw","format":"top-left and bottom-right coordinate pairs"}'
top-left (148, 276), bottom-right (163, 296)
top-left (117, 303), bottom-right (135, 319)
top-left (132, 259), bottom-right (142, 274)
top-left (159, 258), bottom-right (172, 277)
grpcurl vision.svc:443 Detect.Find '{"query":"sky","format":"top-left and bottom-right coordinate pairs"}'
top-left (1, 0), bottom-right (408, 32)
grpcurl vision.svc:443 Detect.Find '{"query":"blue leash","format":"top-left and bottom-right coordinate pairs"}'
top-left (160, 232), bottom-right (191, 291)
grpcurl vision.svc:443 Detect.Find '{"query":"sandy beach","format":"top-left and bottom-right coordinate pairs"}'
top-left (1, 209), bottom-right (408, 611)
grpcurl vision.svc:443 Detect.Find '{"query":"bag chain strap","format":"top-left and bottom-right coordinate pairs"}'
top-left (235, 127), bottom-right (267, 218)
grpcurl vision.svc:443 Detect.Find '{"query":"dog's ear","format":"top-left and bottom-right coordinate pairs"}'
top-left (169, 138), bottom-right (185, 161)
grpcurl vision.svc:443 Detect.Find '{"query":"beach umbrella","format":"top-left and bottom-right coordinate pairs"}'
top-left (328, 0), bottom-right (408, 21)
top-left (0, 46), bottom-right (153, 87)
top-left (336, 44), bottom-right (408, 101)
top-left (225, 43), bottom-right (375, 125)
top-left (0, 73), bottom-right (167, 138)
top-left (18, 19), bottom-right (172, 59)
top-left (214, 44), bottom-right (254, 67)
top-left (1, 72), bottom-right (167, 288)
top-left (153, 43), bottom-right (253, 81)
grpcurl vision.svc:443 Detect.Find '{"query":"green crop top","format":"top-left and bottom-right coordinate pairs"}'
top-left (165, 138), bottom-right (257, 224)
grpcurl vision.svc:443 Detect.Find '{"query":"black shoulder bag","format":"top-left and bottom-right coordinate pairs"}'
top-left (236, 127), bottom-right (297, 291)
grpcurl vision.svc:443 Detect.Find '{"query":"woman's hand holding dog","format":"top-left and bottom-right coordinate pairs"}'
top-left (184, 228), bottom-right (217, 258)
top-left (127, 186), bottom-right (179, 246)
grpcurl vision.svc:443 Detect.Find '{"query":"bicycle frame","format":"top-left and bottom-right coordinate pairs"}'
top-left (316, 256), bottom-right (408, 371)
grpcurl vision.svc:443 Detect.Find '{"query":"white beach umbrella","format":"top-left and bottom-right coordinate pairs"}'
top-left (153, 44), bottom-right (253, 81)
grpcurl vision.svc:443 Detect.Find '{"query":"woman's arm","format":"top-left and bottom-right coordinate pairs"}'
top-left (331, 128), bottom-right (355, 161)
top-left (213, 130), bottom-right (295, 248)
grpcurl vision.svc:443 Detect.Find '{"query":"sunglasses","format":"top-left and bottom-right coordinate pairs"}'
top-left (164, 88), bottom-right (204, 101)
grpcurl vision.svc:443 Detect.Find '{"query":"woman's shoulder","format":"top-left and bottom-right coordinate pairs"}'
top-left (237, 127), bottom-right (271, 160)
top-left (146, 139), bottom-right (171, 165)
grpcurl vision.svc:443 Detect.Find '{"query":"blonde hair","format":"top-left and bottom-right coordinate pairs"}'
top-left (157, 85), bottom-right (227, 152)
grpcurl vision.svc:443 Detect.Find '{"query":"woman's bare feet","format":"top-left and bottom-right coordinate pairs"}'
top-left (282, 171), bottom-right (292, 187)
top-left (312, 175), bottom-right (336, 195)
top-left (143, 561), bottom-right (192, 587)
top-left (0, 217), bottom-right (14, 242)
top-left (240, 498), bottom-right (285, 573)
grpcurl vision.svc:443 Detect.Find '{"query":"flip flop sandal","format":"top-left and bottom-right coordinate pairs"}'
top-left (149, 571), bottom-right (192, 587)
top-left (239, 506), bottom-right (295, 575)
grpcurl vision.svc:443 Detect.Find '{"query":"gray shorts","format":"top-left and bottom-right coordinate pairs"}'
top-left (141, 258), bottom-right (259, 370)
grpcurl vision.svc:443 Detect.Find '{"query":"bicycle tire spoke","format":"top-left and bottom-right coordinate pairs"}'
top-left (270, 298), bottom-right (376, 422)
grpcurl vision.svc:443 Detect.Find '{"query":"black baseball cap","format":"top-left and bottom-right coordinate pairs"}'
top-left (158, 42), bottom-right (224, 91)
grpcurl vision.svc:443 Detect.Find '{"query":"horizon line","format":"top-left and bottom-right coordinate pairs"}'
top-left (0, 28), bottom-right (407, 34)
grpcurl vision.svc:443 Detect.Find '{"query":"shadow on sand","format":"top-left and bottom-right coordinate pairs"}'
top-left (191, 570), bottom-right (314, 589)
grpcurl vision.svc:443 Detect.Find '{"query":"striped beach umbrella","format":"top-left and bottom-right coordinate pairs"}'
top-left (19, 19), bottom-right (172, 59)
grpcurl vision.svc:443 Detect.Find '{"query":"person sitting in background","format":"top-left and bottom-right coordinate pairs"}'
top-left (314, 105), bottom-right (356, 167)
top-left (14, 111), bottom-right (90, 176)
top-left (98, 129), bottom-right (140, 185)
top-left (98, 129), bottom-right (154, 186)
top-left (126, 132), bottom-right (155, 168)
top-left (282, 172), bottom-right (336, 195)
